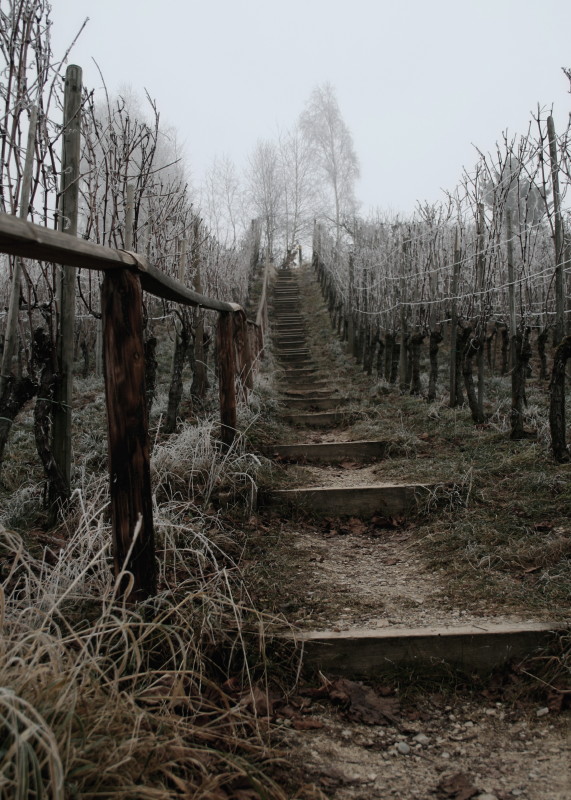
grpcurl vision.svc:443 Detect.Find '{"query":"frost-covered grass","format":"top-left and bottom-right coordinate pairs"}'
top-left (0, 361), bottom-right (301, 799)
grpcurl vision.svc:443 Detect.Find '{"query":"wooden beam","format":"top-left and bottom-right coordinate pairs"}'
top-left (0, 212), bottom-right (241, 313)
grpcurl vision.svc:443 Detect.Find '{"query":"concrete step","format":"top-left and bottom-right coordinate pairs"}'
top-left (295, 622), bottom-right (565, 677)
top-left (271, 482), bottom-right (430, 516)
top-left (267, 440), bottom-right (391, 462)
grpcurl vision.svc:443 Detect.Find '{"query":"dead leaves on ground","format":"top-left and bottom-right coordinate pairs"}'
top-left (220, 675), bottom-right (402, 733)
top-left (321, 514), bottom-right (408, 538)
top-left (437, 772), bottom-right (479, 800)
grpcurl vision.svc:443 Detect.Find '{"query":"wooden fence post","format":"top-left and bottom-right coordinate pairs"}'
top-left (217, 310), bottom-right (237, 447)
top-left (449, 229), bottom-right (461, 407)
top-left (101, 268), bottom-right (155, 601)
top-left (234, 310), bottom-right (253, 394)
top-left (52, 64), bottom-right (82, 508)
top-left (547, 115), bottom-right (565, 346)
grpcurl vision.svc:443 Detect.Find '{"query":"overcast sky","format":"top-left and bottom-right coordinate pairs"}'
top-left (50, 0), bottom-right (570, 216)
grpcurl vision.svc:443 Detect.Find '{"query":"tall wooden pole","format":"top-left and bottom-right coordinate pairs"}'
top-left (449, 229), bottom-right (461, 407)
top-left (217, 311), bottom-right (237, 447)
top-left (547, 115), bottom-right (565, 345)
top-left (102, 268), bottom-right (155, 601)
top-left (476, 203), bottom-right (486, 416)
top-left (191, 218), bottom-right (207, 401)
top-left (52, 65), bottom-right (82, 505)
top-left (506, 209), bottom-right (517, 369)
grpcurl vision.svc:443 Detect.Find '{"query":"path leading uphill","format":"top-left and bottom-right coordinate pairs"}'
top-left (259, 265), bottom-right (570, 800)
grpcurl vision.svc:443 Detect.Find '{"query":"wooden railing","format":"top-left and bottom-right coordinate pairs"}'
top-left (0, 212), bottom-right (268, 601)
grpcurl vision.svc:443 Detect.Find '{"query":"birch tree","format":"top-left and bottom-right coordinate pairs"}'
top-left (299, 83), bottom-right (360, 241)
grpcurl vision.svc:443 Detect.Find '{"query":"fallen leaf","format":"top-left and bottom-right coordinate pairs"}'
top-left (329, 678), bottom-right (400, 725)
top-left (437, 772), bottom-right (479, 800)
top-left (339, 460), bottom-right (359, 469)
top-left (292, 716), bottom-right (325, 730)
top-left (534, 521), bottom-right (554, 532)
top-left (241, 687), bottom-right (273, 717)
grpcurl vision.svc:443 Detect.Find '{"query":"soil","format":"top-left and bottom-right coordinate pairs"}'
top-left (280, 693), bottom-right (570, 800)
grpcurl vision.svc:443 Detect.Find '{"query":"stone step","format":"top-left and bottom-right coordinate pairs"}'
top-left (266, 440), bottom-right (391, 462)
top-left (295, 622), bottom-right (565, 677)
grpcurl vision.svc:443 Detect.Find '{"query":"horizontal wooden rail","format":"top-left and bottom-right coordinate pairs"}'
top-left (0, 213), bottom-right (241, 313)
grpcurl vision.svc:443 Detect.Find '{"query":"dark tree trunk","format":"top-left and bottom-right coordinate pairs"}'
top-left (164, 314), bottom-right (191, 434)
top-left (486, 328), bottom-right (495, 371)
top-left (549, 335), bottom-right (571, 462)
top-left (384, 333), bottom-right (394, 382)
top-left (404, 334), bottom-right (413, 390)
top-left (409, 331), bottom-right (425, 395)
top-left (0, 373), bottom-right (37, 468)
top-left (80, 339), bottom-right (90, 378)
top-left (538, 327), bottom-right (550, 380)
top-left (500, 327), bottom-right (510, 376)
top-left (32, 328), bottom-right (67, 518)
top-left (511, 327), bottom-right (532, 440)
top-left (144, 335), bottom-right (158, 416)
top-left (428, 329), bottom-right (443, 402)
top-left (455, 327), bottom-right (469, 407)
top-left (363, 330), bottom-right (376, 375)
top-left (390, 334), bottom-right (399, 384)
top-left (463, 331), bottom-right (485, 423)
top-left (376, 334), bottom-right (385, 377)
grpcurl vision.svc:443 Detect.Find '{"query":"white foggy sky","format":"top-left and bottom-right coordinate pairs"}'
top-left (50, 0), bottom-right (571, 216)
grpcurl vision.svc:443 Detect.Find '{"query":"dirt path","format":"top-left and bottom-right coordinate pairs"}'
top-left (262, 265), bottom-right (570, 800)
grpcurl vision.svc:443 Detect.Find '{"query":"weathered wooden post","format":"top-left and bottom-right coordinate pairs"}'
top-left (476, 203), bottom-right (486, 417)
top-left (52, 64), bottom-right (82, 508)
top-left (191, 218), bottom-right (207, 402)
top-left (217, 310), bottom-right (237, 447)
top-left (449, 229), bottom-right (461, 407)
top-left (234, 310), bottom-right (253, 395)
top-left (547, 115), bottom-right (565, 346)
top-left (101, 268), bottom-right (155, 601)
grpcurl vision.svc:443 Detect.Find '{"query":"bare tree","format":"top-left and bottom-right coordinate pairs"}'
top-left (299, 83), bottom-right (360, 242)
top-left (246, 139), bottom-right (282, 262)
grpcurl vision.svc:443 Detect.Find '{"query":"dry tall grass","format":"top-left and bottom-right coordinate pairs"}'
top-left (0, 412), bottom-right (297, 799)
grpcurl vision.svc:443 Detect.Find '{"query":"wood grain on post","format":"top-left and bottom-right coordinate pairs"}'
top-left (449, 230), bottom-right (461, 407)
top-left (217, 311), bottom-right (237, 447)
top-left (234, 310), bottom-right (254, 394)
top-left (52, 64), bottom-right (82, 504)
top-left (506, 209), bottom-right (517, 368)
top-left (102, 269), bottom-right (155, 601)
top-left (547, 115), bottom-right (565, 346)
